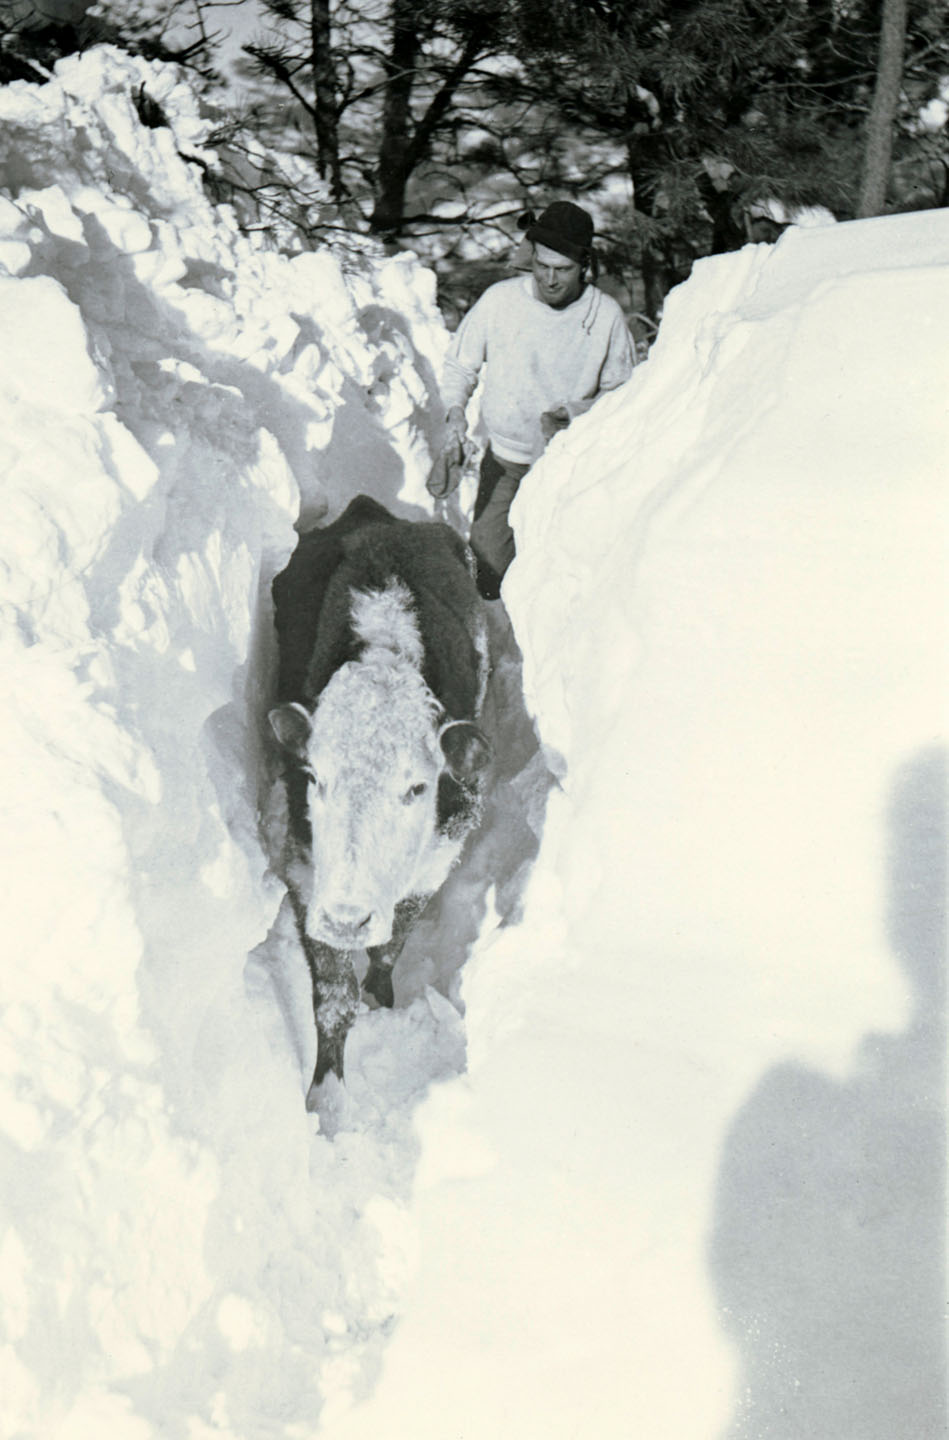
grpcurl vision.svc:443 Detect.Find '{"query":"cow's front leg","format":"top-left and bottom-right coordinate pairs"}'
top-left (364, 894), bottom-right (430, 1008)
top-left (302, 938), bottom-right (360, 1087)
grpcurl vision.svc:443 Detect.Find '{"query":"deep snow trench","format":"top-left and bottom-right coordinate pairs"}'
top-left (0, 46), bottom-right (557, 1436)
top-left (249, 591), bottom-right (555, 1133)
top-left (1, 44), bottom-right (946, 1440)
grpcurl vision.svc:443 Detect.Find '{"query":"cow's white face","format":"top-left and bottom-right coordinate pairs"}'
top-left (269, 581), bottom-right (491, 950)
top-left (292, 658), bottom-right (445, 947)
top-left (270, 689), bottom-right (492, 950)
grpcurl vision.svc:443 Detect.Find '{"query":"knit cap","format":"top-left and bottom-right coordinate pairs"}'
top-left (524, 201), bottom-right (594, 263)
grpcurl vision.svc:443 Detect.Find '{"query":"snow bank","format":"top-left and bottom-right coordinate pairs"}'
top-left (0, 46), bottom-right (487, 1439)
top-left (326, 214), bottom-right (948, 1437)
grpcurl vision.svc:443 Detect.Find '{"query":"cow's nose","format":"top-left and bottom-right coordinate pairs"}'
top-left (324, 902), bottom-right (373, 931)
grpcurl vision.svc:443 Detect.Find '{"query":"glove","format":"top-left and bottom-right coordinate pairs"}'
top-left (426, 434), bottom-right (466, 499)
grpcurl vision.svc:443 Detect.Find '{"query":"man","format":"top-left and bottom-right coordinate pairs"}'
top-left (428, 200), bottom-right (635, 599)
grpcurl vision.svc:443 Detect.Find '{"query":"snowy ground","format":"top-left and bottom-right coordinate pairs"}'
top-left (0, 47), bottom-right (946, 1440)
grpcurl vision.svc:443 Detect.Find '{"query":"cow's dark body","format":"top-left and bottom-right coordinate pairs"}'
top-left (269, 496), bottom-right (490, 1096)
top-left (274, 495), bottom-right (483, 719)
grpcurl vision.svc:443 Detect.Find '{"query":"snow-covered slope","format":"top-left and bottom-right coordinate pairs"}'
top-left (0, 46), bottom-right (489, 1439)
top-left (1, 45), bottom-right (946, 1440)
top-left (326, 216), bottom-right (949, 1438)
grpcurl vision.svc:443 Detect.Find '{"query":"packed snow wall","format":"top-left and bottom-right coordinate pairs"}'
top-left (325, 213), bottom-right (948, 1439)
top-left (0, 47), bottom-right (550, 1439)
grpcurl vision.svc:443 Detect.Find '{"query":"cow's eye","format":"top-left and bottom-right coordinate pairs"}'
top-left (402, 781), bottom-right (428, 804)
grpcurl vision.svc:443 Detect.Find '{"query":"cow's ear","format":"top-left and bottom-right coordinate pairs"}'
top-left (439, 720), bottom-right (492, 782)
top-left (268, 702), bottom-right (312, 756)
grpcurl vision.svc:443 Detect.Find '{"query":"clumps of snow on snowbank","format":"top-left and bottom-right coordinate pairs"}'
top-left (0, 45), bottom-right (486, 1438)
top-left (0, 46), bottom-right (448, 526)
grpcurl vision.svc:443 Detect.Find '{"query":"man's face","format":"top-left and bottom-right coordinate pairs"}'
top-left (532, 242), bottom-right (584, 309)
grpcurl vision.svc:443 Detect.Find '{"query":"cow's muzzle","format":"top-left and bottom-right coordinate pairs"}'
top-left (309, 902), bottom-right (385, 949)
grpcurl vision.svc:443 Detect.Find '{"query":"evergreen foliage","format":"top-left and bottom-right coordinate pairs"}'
top-left (505, 0), bottom-right (949, 310)
top-left (2, 0), bottom-right (946, 314)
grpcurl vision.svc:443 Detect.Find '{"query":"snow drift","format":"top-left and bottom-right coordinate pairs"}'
top-left (0, 45), bottom-right (506, 1438)
top-left (329, 213), bottom-right (946, 1439)
top-left (1, 44), bottom-right (946, 1440)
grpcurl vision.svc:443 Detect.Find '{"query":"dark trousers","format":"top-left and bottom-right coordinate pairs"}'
top-left (469, 448), bottom-right (531, 600)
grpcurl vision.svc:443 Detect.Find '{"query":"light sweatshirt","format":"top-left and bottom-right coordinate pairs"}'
top-left (441, 273), bottom-right (635, 464)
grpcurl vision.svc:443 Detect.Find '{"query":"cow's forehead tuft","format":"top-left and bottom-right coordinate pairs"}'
top-left (309, 657), bottom-right (441, 774)
top-left (349, 580), bottom-right (424, 667)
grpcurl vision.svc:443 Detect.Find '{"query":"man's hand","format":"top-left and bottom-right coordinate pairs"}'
top-left (540, 405), bottom-right (571, 443)
top-left (444, 404), bottom-right (468, 449)
top-left (427, 407), bottom-right (470, 499)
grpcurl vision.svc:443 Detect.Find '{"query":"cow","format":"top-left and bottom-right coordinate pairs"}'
top-left (267, 494), bottom-right (492, 1095)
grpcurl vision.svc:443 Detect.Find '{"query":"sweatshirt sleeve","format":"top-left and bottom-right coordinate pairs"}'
top-left (440, 293), bottom-right (490, 412)
top-left (563, 306), bottom-right (635, 420)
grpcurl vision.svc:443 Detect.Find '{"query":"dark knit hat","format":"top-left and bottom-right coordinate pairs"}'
top-left (523, 201), bottom-right (594, 263)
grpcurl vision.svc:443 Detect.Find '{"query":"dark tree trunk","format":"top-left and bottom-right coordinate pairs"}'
top-left (627, 131), bottom-right (678, 322)
top-left (369, 0), bottom-right (420, 234)
top-left (641, 249), bottom-right (675, 322)
top-left (310, 0), bottom-right (343, 202)
top-left (369, 13), bottom-right (492, 236)
top-left (856, 0), bottom-right (908, 217)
